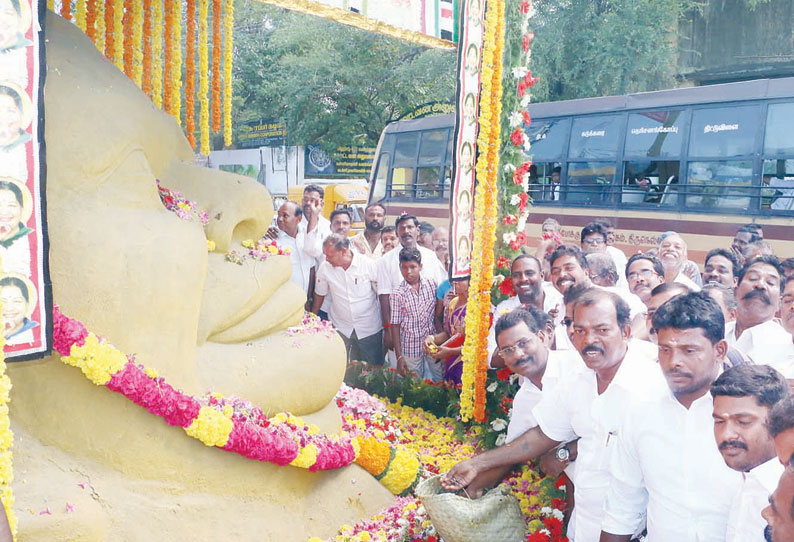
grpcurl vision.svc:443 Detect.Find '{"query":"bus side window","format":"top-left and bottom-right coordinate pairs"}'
top-left (371, 153), bottom-right (389, 202)
top-left (391, 167), bottom-right (414, 200)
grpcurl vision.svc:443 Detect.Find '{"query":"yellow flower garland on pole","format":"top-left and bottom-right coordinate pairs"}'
top-left (94, 0), bottom-right (106, 54)
top-left (222, 0), bottom-right (234, 147)
top-left (112, 0), bottom-right (124, 71)
top-left (132, 0), bottom-right (144, 87)
top-left (151, 0), bottom-right (163, 108)
top-left (459, 0), bottom-right (505, 422)
top-left (76, 0), bottom-right (87, 31)
top-left (198, 0), bottom-right (210, 155)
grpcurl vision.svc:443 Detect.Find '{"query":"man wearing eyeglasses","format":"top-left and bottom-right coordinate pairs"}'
top-left (581, 222), bottom-right (629, 291)
top-left (625, 253), bottom-right (666, 304)
top-left (442, 288), bottom-right (665, 542)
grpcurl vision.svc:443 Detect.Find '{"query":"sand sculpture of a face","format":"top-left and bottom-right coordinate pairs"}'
top-left (6, 14), bottom-right (391, 541)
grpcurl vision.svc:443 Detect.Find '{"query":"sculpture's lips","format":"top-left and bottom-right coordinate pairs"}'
top-left (197, 251), bottom-right (305, 344)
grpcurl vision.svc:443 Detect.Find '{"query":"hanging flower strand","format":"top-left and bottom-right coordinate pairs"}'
top-left (132, 0), bottom-right (144, 86)
top-left (142, 0), bottom-right (153, 97)
top-left (103, 0), bottom-right (114, 58)
top-left (162, 0), bottom-right (173, 114)
top-left (152, 0), bottom-right (163, 108)
top-left (94, 0), bottom-right (105, 53)
top-left (198, 0), bottom-right (210, 154)
top-left (222, 0), bottom-right (234, 147)
top-left (460, 0), bottom-right (506, 423)
top-left (85, 0), bottom-right (98, 42)
top-left (76, 0), bottom-right (87, 31)
top-left (185, 0), bottom-right (197, 149)
top-left (112, 0), bottom-right (124, 71)
top-left (122, 0), bottom-right (134, 79)
top-left (211, 0), bottom-right (222, 132)
top-left (170, 0), bottom-right (183, 125)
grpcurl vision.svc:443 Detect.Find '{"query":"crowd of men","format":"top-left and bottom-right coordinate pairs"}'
top-left (274, 186), bottom-right (794, 541)
top-left (441, 218), bottom-right (794, 542)
top-left (274, 185), bottom-right (454, 380)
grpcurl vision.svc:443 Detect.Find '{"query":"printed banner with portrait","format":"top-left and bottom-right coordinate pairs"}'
top-left (0, 0), bottom-right (51, 360)
top-left (449, 0), bottom-right (485, 279)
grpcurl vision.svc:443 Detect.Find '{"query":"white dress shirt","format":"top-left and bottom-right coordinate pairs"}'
top-left (299, 215), bottom-right (331, 259)
top-left (727, 458), bottom-right (785, 542)
top-left (506, 350), bottom-right (584, 443)
top-left (315, 253), bottom-right (382, 339)
top-left (351, 231), bottom-right (384, 258)
top-left (601, 388), bottom-right (742, 542)
top-left (606, 245), bottom-right (629, 291)
top-left (486, 286), bottom-right (565, 365)
top-left (674, 270), bottom-right (701, 292)
top-left (725, 319), bottom-right (794, 377)
top-left (276, 229), bottom-right (315, 292)
top-left (532, 341), bottom-right (666, 542)
top-left (376, 244), bottom-right (447, 296)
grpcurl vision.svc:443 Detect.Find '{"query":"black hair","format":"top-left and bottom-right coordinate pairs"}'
top-left (0, 86), bottom-right (23, 112)
top-left (625, 253), bottom-right (664, 279)
top-left (395, 214), bottom-right (419, 228)
top-left (737, 255), bottom-right (783, 291)
top-left (768, 396), bottom-right (794, 439)
top-left (563, 283), bottom-right (591, 306)
top-left (650, 281), bottom-right (691, 298)
top-left (322, 233), bottom-right (351, 252)
top-left (594, 218), bottom-right (614, 229)
top-left (580, 222), bottom-right (607, 243)
top-left (525, 306), bottom-right (552, 331)
top-left (419, 221), bottom-right (435, 235)
top-left (703, 282), bottom-right (737, 311)
top-left (652, 291), bottom-right (724, 345)
top-left (552, 166), bottom-right (561, 174)
top-left (398, 247), bottom-right (422, 264)
top-left (779, 257), bottom-right (794, 269)
top-left (705, 248), bottom-right (739, 278)
top-left (549, 244), bottom-right (588, 270)
top-left (0, 276), bottom-right (29, 303)
top-left (303, 184), bottom-right (325, 199)
top-left (329, 208), bottom-right (352, 223)
top-left (710, 364), bottom-right (788, 407)
top-left (510, 253), bottom-right (541, 272)
top-left (0, 181), bottom-right (24, 207)
top-left (575, 288), bottom-right (631, 329)
top-left (380, 225), bottom-right (396, 236)
top-left (365, 202), bottom-right (386, 215)
top-left (742, 223), bottom-right (764, 236)
top-left (494, 308), bottom-right (542, 341)
top-left (735, 225), bottom-right (762, 244)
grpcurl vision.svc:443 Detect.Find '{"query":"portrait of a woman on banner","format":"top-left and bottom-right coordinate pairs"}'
top-left (0, 273), bottom-right (38, 345)
top-left (0, 178), bottom-right (33, 276)
top-left (0, 83), bottom-right (32, 152)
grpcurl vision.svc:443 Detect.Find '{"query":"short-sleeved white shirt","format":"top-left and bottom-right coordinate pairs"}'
top-left (315, 252), bottom-right (381, 339)
top-left (376, 244), bottom-right (447, 296)
top-left (726, 319), bottom-right (794, 377)
top-left (532, 341), bottom-right (666, 542)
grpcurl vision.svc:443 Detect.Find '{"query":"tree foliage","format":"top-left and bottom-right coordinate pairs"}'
top-left (529, 0), bottom-right (701, 102)
top-left (230, 0), bottom-right (457, 153)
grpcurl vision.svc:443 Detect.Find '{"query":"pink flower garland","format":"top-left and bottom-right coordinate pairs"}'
top-left (52, 305), bottom-right (356, 471)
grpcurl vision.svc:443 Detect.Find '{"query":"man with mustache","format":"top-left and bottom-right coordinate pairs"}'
top-left (549, 245), bottom-right (646, 339)
top-left (600, 292), bottom-right (742, 542)
top-left (712, 365), bottom-right (789, 542)
top-left (762, 465), bottom-right (794, 542)
top-left (780, 277), bottom-right (794, 339)
top-left (442, 289), bottom-right (665, 541)
top-left (727, 255), bottom-right (794, 377)
top-left (351, 203), bottom-right (386, 258)
top-left (625, 253), bottom-right (665, 304)
top-left (487, 255), bottom-right (563, 368)
top-left (703, 248), bottom-right (740, 288)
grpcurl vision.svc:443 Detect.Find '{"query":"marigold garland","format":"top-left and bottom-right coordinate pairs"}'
top-left (162, 0), bottom-right (174, 114)
top-left (60, 0), bottom-right (71, 20)
top-left (47, 0), bottom-right (54, 13)
top-left (85, 0), bottom-right (98, 42)
top-left (460, 0), bottom-right (505, 423)
top-left (132, 0), bottom-right (144, 86)
top-left (151, 0), bottom-right (163, 108)
top-left (185, 0), bottom-right (197, 149)
top-left (198, 0), bottom-right (210, 154)
top-left (0, 270), bottom-right (17, 538)
top-left (141, 0), bottom-right (153, 97)
top-left (170, 0), bottom-right (183, 125)
top-left (112, 0), bottom-right (124, 70)
top-left (103, 0), bottom-right (114, 58)
top-left (122, 0), bottom-right (134, 78)
top-left (76, 0), bottom-right (87, 31)
top-left (211, 0), bottom-right (222, 132)
top-left (94, 0), bottom-right (105, 53)
top-left (222, 0), bottom-right (234, 146)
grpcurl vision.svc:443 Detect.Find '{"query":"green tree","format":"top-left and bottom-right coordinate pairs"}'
top-left (228, 0), bottom-right (457, 154)
top-left (529, 0), bottom-right (701, 102)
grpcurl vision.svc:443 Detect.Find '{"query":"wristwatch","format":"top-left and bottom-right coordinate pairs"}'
top-left (555, 446), bottom-right (570, 462)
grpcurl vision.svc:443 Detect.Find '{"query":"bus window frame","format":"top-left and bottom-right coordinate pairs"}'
top-left (382, 127), bottom-right (452, 204)
top-left (370, 152), bottom-right (391, 203)
top-left (529, 97), bottom-right (794, 216)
